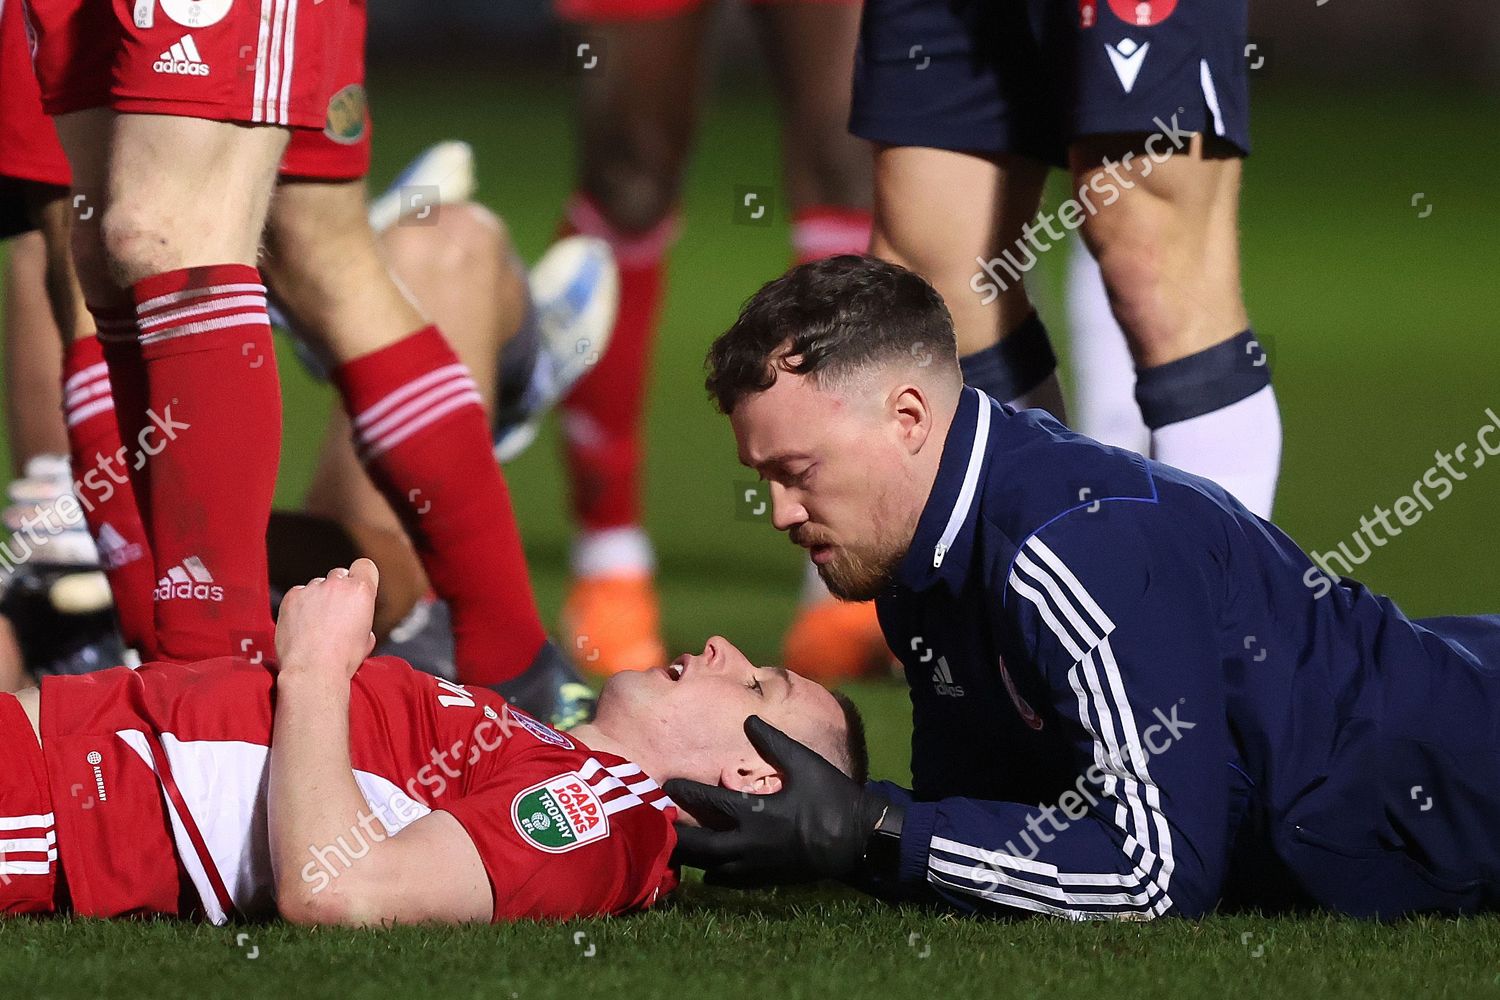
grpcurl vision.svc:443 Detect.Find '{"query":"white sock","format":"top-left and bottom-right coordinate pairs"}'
top-left (1065, 240), bottom-right (1149, 453)
top-left (1151, 384), bottom-right (1282, 519)
top-left (571, 526), bottom-right (655, 578)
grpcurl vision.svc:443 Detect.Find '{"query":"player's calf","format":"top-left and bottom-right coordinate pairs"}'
top-left (1071, 132), bottom-right (1248, 366)
top-left (1072, 134), bottom-right (1278, 517)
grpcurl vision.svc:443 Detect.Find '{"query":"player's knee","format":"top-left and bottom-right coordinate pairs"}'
top-left (580, 145), bottom-right (685, 234)
top-left (382, 202), bottom-right (510, 286)
top-left (584, 171), bottom-right (680, 234)
top-left (97, 202), bottom-right (178, 287)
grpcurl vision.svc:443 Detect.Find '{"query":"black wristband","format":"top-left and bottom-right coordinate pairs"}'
top-left (862, 803), bottom-right (906, 877)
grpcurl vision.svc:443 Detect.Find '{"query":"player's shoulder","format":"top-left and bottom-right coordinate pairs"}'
top-left (514, 739), bottom-right (675, 823)
top-left (480, 734), bottom-right (676, 865)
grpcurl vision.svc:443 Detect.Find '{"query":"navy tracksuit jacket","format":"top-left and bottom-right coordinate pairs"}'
top-left (869, 387), bottom-right (1500, 919)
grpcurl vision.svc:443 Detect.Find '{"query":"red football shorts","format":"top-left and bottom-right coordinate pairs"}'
top-left (22, 0), bottom-right (351, 128)
top-left (278, 0), bottom-right (369, 180)
top-left (558, 0), bottom-right (857, 22)
top-left (0, 694), bottom-right (59, 916)
top-left (0, 0), bottom-right (69, 187)
top-left (0, 0), bottom-right (367, 192)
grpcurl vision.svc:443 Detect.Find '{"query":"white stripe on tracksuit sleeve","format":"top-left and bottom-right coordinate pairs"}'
top-left (891, 510), bottom-right (1231, 920)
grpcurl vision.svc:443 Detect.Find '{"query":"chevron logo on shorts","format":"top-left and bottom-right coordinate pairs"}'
top-left (154, 35), bottom-right (211, 76)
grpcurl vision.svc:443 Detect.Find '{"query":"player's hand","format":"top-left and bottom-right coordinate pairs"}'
top-left (664, 715), bottom-right (893, 886)
top-left (274, 558), bottom-right (379, 681)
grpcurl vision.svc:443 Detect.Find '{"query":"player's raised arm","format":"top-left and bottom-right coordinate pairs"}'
top-left (267, 559), bottom-right (491, 926)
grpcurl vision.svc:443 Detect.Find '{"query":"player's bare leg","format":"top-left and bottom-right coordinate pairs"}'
top-left (291, 201), bottom-right (528, 638)
top-left (0, 225), bottom-right (101, 688)
top-left (261, 179), bottom-right (560, 702)
top-left (0, 267), bottom-right (63, 699)
top-left (3, 229), bottom-right (69, 469)
top-left (870, 145), bottom-right (1066, 418)
top-left (749, 1), bottom-right (873, 250)
top-left (559, 9), bottom-right (714, 674)
top-left (746, 0), bottom-right (890, 681)
top-left (58, 113), bottom-right (287, 300)
top-left (0, 616), bottom-right (25, 693)
top-left (0, 179), bottom-right (160, 661)
top-left (1071, 133), bottom-right (1279, 517)
top-left (55, 111), bottom-right (289, 662)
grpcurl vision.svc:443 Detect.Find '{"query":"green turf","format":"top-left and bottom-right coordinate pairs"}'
top-left (2, 72), bottom-right (1499, 996)
top-left (3, 891), bottom-right (1500, 999)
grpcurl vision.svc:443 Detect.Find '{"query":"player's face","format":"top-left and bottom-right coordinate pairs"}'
top-left (595, 636), bottom-right (849, 792)
top-left (730, 373), bottom-right (917, 601)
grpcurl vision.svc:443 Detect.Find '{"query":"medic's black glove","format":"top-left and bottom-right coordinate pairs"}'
top-left (664, 715), bottom-right (900, 886)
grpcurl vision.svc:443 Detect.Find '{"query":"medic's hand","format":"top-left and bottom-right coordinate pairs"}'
top-left (664, 715), bottom-right (891, 886)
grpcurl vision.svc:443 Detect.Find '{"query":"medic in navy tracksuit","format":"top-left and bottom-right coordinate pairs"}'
top-left (869, 386), bottom-right (1500, 919)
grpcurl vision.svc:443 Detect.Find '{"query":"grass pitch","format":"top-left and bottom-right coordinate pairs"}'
top-left (4, 894), bottom-right (1500, 999)
top-left (2, 68), bottom-right (1499, 998)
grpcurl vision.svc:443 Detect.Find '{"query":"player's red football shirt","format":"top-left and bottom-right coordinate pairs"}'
top-left (38, 657), bottom-right (678, 923)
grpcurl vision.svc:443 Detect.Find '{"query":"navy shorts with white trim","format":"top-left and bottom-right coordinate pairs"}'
top-left (850, 0), bottom-right (1250, 166)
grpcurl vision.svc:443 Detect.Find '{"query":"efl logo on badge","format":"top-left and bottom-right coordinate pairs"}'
top-left (512, 772), bottom-right (608, 853)
top-left (160, 0), bottom-right (234, 29)
top-left (509, 708), bottom-right (575, 750)
top-left (323, 84), bottom-right (367, 146)
top-left (1107, 0), bottom-right (1176, 27)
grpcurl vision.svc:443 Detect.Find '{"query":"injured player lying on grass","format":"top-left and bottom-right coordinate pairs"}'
top-left (0, 559), bottom-right (865, 926)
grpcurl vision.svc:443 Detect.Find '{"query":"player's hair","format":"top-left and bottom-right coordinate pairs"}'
top-left (830, 690), bottom-right (870, 786)
top-left (704, 254), bottom-right (961, 414)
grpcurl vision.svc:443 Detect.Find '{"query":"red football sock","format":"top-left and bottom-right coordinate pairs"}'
top-left (791, 206), bottom-right (873, 265)
top-left (61, 335), bottom-right (158, 658)
top-left (124, 264), bottom-right (280, 663)
top-left (93, 306), bottom-right (154, 536)
top-left (559, 194), bottom-right (678, 533)
top-left (333, 325), bottom-right (546, 686)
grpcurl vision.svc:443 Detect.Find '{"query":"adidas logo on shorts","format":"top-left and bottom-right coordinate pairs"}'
top-left (153, 34), bottom-right (211, 76)
top-left (154, 555), bottom-right (224, 602)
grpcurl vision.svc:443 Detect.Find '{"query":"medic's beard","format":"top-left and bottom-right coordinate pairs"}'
top-left (800, 528), bottom-right (902, 601)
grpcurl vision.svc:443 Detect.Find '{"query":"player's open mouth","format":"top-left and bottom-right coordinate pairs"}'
top-left (664, 656), bottom-right (687, 681)
top-left (810, 544), bottom-right (834, 565)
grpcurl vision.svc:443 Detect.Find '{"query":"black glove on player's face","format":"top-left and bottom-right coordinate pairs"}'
top-left (664, 715), bottom-right (890, 886)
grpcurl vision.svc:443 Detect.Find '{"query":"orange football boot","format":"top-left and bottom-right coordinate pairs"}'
top-left (561, 572), bottom-right (668, 675)
top-left (781, 598), bottom-right (896, 683)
